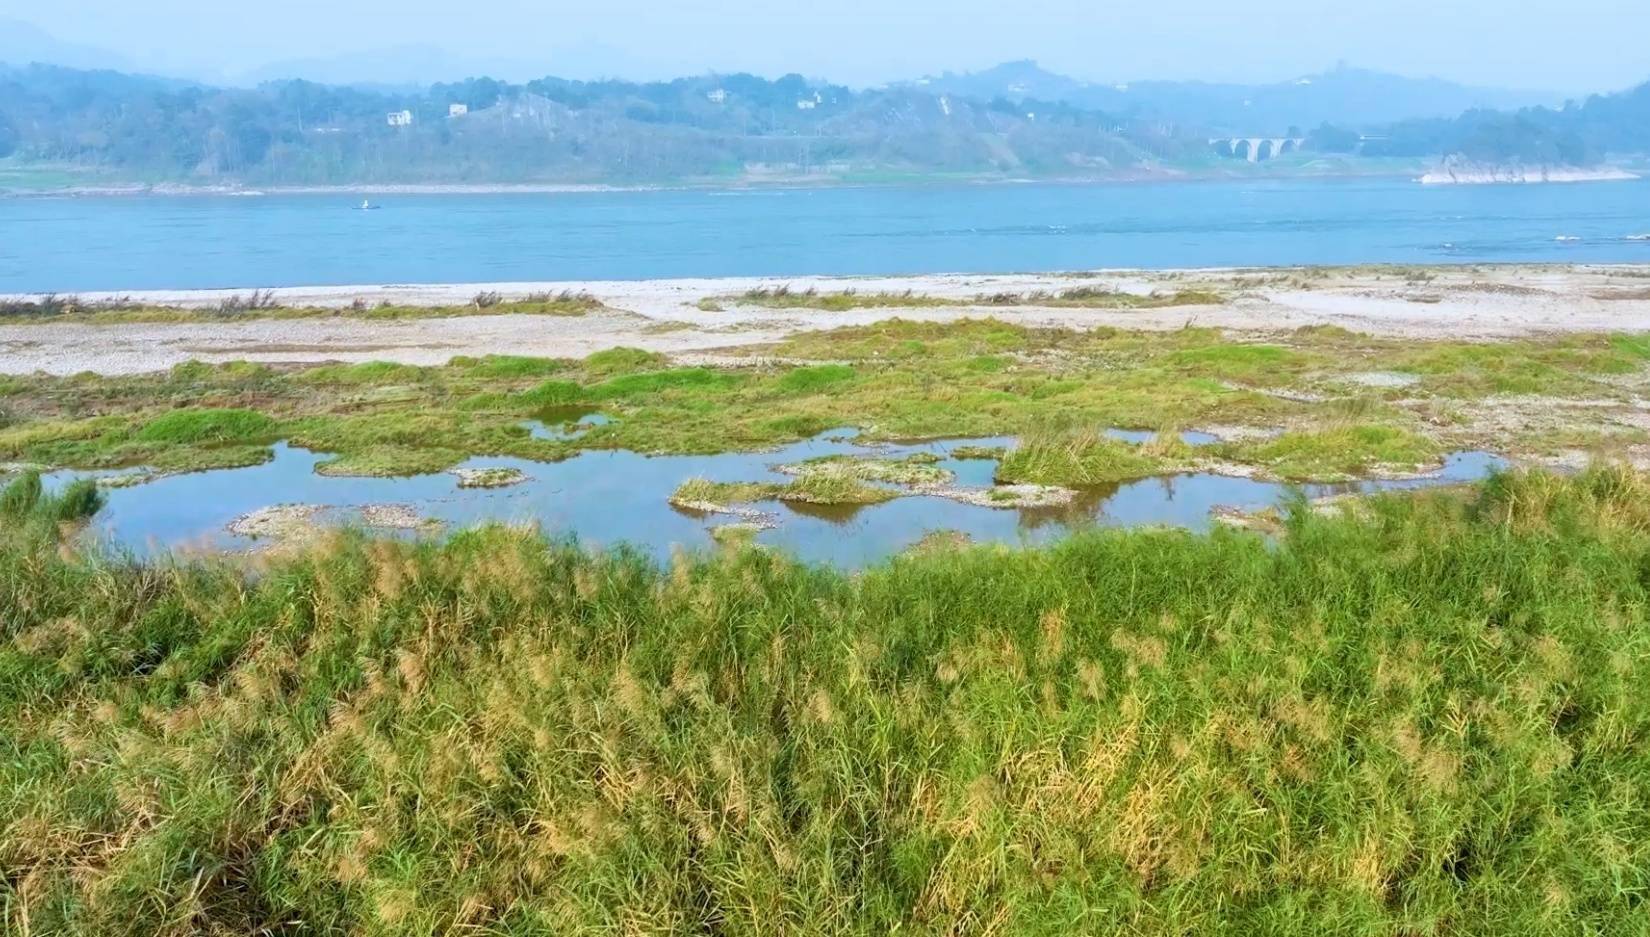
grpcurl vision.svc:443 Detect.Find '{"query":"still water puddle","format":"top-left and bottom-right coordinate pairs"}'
top-left (521, 409), bottom-right (613, 441)
top-left (47, 430), bottom-right (1505, 568)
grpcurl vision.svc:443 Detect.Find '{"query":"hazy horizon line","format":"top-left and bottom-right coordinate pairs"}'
top-left (0, 42), bottom-right (1605, 103)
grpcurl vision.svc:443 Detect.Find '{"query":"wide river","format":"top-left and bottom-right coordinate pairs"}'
top-left (5, 177), bottom-right (1650, 293)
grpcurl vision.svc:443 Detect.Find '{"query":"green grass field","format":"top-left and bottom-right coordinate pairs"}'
top-left (3, 467), bottom-right (1650, 934)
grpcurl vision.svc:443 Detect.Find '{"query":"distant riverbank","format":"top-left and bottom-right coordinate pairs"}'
top-left (1418, 164), bottom-right (1640, 185)
top-left (0, 160), bottom-right (1437, 200)
top-left (2, 181), bottom-right (661, 198)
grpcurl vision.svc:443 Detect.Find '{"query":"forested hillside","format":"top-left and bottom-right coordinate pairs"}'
top-left (1, 62), bottom-right (1645, 187)
top-left (0, 65), bottom-right (1192, 185)
top-left (912, 61), bottom-right (1560, 133)
top-left (1320, 81), bottom-right (1650, 165)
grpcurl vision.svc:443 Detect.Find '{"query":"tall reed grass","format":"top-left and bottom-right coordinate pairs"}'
top-left (3, 469), bottom-right (1649, 934)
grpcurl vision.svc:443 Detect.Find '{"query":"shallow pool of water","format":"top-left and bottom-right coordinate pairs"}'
top-left (47, 431), bottom-right (1506, 567)
top-left (521, 410), bottom-right (613, 441)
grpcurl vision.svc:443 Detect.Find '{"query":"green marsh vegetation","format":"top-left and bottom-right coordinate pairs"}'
top-left (0, 468), bottom-right (104, 530)
top-left (669, 477), bottom-right (777, 507)
top-left (949, 444), bottom-right (1008, 460)
top-left (668, 453), bottom-right (961, 510)
top-left (976, 287), bottom-right (1227, 308)
top-left (669, 472), bottom-right (899, 510)
top-left (712, 286), bottom-right (961, 311)
top-left (773, 471), bottom-right (900, 505)
top-left (709, 285), bottom-right (1226, 312)
top-left (5, 467), bottom-right (1650, 933)
top-left (996, 427), bottom-right (1159, 485)
top-left (0, 291), bottom-right (605, 324)
top-left (783, 452), bottom-right (951, 486)
top-left (3, 320), bottom-right (1650, 484)
top-left (1233, 424), bottom-right (1442, 481)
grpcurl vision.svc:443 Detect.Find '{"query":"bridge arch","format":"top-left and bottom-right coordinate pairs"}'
top-left (1208, 136), bottom-right (1306, 162)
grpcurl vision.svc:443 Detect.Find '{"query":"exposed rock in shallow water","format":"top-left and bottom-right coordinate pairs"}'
top-left (670, 497), bottom-right (780, 527)
top-left (709, 521), bottom-right (776, 545)
top-left (228, 504), bottom-right (324, 540)
top-left (927, 483), bottom-right (1077, 509)
top-left (228, 502), bottom-right (439, 542)
top-left (908, 529), bottom-right (974, 553)
top-left (949, 445), bottom-right (1007, 461)
top-left (776, 453), bottom-right (953, 487)
top-left (358, 503), bottom-right (437, 530)
top-left (96, 472), bottom-right (156, 489)
top-left (1211, 504), bottom-right (1282, 533)
top-left (452, 466), bottom-right (528, 489)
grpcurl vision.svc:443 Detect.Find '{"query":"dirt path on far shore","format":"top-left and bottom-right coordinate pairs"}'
top-left (3, 265), bottom-right (1649, 376)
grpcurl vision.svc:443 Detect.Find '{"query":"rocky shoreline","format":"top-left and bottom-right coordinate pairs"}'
top-left (1418, 163), bottom-right (1639, 185)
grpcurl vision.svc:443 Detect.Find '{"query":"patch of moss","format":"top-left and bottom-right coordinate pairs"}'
top-left (146, 444), bottom-right (276, 473)
top-left (776, 364), bottom-right (856, 394)
top-left (459, 355), bottom-right (571, 379)
top-left (762, 414), bottom-right (834, 438)
top-left (1394, 340), bottom-right (1637, 397)
top-left (775, 473), bottom-right (898, 506)
top-left (135, 408), bottom-right (278, 445)
top-left (1167, 344), bottom-right (1310, 383)
top-left (787, 454), bottom-right (951, 486)
top-left (589, 368), bottom-right (740, 399)
top-left (298, 361), bottom-right (428, 385)
top-left (315, 446), bottom-right (468, 477)
top-left (517, 380), bottom-right (584, 408)
top-left (584, 347), bottom-right (668, 375)
top-left (965, 355), bottom-right (1010, 373)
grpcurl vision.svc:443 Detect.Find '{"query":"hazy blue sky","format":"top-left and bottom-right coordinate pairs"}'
top-left (4, 0), bottom-right (1647, 92)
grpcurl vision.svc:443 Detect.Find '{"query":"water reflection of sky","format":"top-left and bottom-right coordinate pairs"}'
top-left (42, 431), bottom-right (1506, 569)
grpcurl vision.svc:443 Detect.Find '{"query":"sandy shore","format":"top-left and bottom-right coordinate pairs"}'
top-left (4, 265), bottom-right (1650, 376)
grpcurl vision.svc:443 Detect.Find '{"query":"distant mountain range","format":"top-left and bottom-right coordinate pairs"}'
top-left (905, 60), bottom-right (1563, 134)
top-left (0, 18), bottom-right (138, 74)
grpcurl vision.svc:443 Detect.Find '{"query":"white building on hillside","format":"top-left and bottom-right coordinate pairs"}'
top-left (448, 103), bottom-right (469, 117)
top-left (387, 110), bottom-right (414, 127)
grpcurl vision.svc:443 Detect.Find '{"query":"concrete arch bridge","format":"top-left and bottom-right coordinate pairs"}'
top-left (1209, 137), bottom-right (1306, 162)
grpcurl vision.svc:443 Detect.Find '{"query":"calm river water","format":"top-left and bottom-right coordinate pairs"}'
top-left (5, 177), bottom-right (1649, 293)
